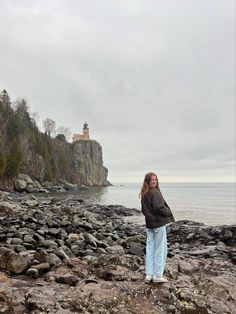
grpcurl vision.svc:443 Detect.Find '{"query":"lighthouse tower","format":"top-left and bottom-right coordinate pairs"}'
top-left (83, 122), bottom-right (90, 140)
top-left (72, 122), bottom-right (91, 142)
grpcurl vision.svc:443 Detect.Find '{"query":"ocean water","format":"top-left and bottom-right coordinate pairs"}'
top-left (75, 182), bottom-right (236, 226)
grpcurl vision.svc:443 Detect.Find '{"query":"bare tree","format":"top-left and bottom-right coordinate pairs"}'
top-left (43, 118), bottom-right (56, 137)
top-left (56, 126), bottom-right (71, 142)
top-left (30, 111), bottom-right (40, 126)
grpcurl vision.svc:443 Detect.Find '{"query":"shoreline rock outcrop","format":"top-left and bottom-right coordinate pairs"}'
top-left (0, 191), bottom-right (235, 313)
top-left (72, 140), bottom-right (111, 186)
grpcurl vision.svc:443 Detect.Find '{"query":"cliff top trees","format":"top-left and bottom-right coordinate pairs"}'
top-left (0, 90), bottom-right (72, 181)
top-left (43, 118), bottom-right (56, 137)
top-left (56, 126), bottom-right (71, 142)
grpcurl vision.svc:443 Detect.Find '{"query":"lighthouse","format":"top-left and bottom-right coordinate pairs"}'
top-left (83, 122), bottom-right (90, 140)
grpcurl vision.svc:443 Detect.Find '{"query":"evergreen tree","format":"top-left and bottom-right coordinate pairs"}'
top-left (55, 134), bottom-right (66, 141)
top-left (0, 89), bottom-right (11, 108)
top-left (0, 151), bottom-right (6, 176)
top-left (5, 139), bottom-right (21, 177)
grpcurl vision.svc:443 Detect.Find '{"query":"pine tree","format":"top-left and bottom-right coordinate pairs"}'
top-left (0, 151), bottom-right (6, 176)
top-left (5, 139), bottom-right (21, 177)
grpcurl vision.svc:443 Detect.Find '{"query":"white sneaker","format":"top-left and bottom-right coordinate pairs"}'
top-left (152, 276), bottom-right (168, 283)
top-left (145, 275), bottom-right (152, 283)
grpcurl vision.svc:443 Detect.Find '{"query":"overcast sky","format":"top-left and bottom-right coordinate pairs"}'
top-left (0, 0), bottom-right (235, 183)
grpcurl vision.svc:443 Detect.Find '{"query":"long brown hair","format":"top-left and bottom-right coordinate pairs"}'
top-left (139, 172), bottom-right (160, 199)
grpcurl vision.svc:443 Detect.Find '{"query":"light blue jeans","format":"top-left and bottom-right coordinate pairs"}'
top-left (145, 226), bottom-right (167, 277)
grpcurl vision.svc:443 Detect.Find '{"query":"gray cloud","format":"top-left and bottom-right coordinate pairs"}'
top-left (0, 0), bottom-right (235, 182)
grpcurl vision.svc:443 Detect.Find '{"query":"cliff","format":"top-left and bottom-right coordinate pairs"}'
top-left (0, 90), bottom-right (110, 188)
top-left (72, 140), bottom-right (110, 186)
top-left (0, 137), bottom-right (110, 189)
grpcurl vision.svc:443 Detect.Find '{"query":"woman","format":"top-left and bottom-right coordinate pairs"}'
top-left (140, 172), bottom-right (175, 283)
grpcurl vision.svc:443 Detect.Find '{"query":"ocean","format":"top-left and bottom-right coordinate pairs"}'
top-left (76, 182), bottom-right (236, 226)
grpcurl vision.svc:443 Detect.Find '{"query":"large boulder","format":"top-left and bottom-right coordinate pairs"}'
top-left (63, 182), bottom-right (78, 190)
top-left (0, 247), bottom-right (30, 274)
top-left (0, 200), bottom-right (22, 217)
top-left (42, 181), bottom-right (54, 190)
top-left (17, 173), bottom-right (33, 184)
top-left (14, 179), bottom-right (27, 191)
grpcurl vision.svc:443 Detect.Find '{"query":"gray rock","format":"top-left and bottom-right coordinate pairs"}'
top-left (63, 182), bottom-right (78, 190)
top-left (71, 246), bottom-right (85, 257)
top-left (42, 181), bottom-right (54, 190)
top-left (24, 195), bottom-right (39, 207)
top-left (26, 267), bottom-right (39, 278)
top-left (67, 233), bottom-right (80, 243)
top-left (34, 233), bottom-right (45, 241)
top-left (11, 238), bottom-right (23, 245)
top-left (15, 245), bottom-right (27, 252)
top-left (84, 233), bottom-right (98, 247)
top-left (79, 184), bottom-right (89, 190)
top-left (25, 184), bottom-right (36, 193)
top-left (17, 173), bottom-right (33, 184)
top-left (106, 245), bottom-right (125, 255)
top-left (126, 242), bottom-right (145, 256)
top-left (56, 248), bottom-right (70, 260)
top-left (178, 260), bottom-right (200, 274)
top-left (24, 235), bottom-right (37, 246)
top-left (40, 239), bottom-right (58, 249)
top-left (15, 179), bottom-right (27, 191)
top-left (49, 228), bottom-right (61, 236)
top-left (47, 253), bottom-right (61, 266)
top-left (32, 180), bottom-right (42, 189)
top-left (0, 201), bottom-right (21, 216)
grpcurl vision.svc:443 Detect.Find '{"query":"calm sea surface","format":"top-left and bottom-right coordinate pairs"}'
top-left (75, 182), bottom-right (236, 226)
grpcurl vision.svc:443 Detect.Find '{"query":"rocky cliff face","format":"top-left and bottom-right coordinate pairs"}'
top-left (72, 140), bottom-right (110, 186)
top-left (0, 91), bottom-right (110, 188)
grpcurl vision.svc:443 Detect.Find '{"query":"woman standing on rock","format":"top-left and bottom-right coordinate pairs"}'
top-left (140, 172), bottom-right (175, 283)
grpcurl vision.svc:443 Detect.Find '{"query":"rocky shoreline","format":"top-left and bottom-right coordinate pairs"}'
top-left (0, 191), bottom-right (235, 313)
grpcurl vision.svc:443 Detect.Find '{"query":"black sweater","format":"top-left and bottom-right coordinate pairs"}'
top-left (141, 187), bottom-right (175, 229)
